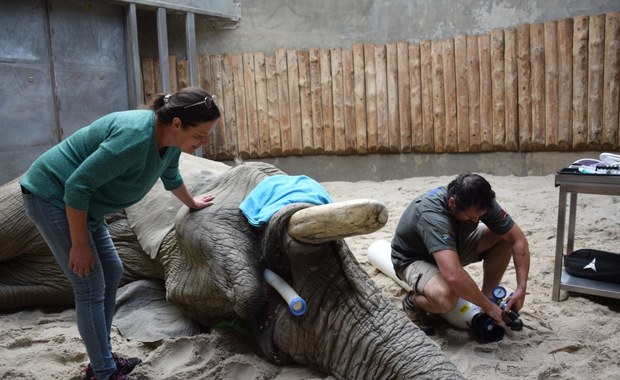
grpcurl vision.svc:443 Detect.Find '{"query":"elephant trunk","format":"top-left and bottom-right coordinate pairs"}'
top-left (273, 259), bottom-right (463, 379)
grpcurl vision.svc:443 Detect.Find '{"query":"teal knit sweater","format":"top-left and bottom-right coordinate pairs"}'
top-left (20, 110), bottom-right (183, 230)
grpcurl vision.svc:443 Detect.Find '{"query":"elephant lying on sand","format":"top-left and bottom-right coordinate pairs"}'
top-left (0, 154), bottom-right (463, 379)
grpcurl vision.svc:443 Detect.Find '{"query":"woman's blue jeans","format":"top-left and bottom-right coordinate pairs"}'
top-left (22, 192), bottom-right (123, 380)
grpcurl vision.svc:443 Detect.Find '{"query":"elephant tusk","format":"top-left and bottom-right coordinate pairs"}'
top-left (264, 268), bottom-right (307, 316)
top-left (287, 199), bottom-right (388, 244)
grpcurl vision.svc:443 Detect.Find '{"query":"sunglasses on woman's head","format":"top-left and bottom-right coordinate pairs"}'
top-left (183, 95), bottom-right (217, 109)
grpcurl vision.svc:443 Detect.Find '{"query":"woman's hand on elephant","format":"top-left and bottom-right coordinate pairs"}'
top-left (69, 244), bottom-right (94, 277)
top-left (190, 193), bottom-right (215, 210)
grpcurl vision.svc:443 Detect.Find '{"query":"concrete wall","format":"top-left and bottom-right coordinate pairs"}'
top-left (138, 0), bottom-right (620, 57)
top-left (197, 0), bottom-right (620, 54)
top-left (224, 151), bottom-right (606, 182)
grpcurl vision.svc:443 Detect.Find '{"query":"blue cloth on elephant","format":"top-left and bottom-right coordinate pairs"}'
top-left (239, 175), bottom-right (333, 227)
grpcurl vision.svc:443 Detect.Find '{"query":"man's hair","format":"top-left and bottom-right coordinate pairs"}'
top-left (447, 173), bottom-right (495, 213)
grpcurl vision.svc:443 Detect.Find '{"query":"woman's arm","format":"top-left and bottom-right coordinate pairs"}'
top-left (66, 205), bottom-right (94, 277)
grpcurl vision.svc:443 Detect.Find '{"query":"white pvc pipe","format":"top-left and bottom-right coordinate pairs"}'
top-left (367, 240), bottom-right (412, 291)
top-left (264, 268), bottom-right (307, 316)
top-left (367, 239), bottom-right (480, 329)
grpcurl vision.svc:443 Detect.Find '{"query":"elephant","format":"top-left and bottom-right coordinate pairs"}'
top-left (0, 154), bottom-right (463, 379)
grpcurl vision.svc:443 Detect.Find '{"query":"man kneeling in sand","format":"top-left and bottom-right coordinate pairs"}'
top-left (391, 173), bottom-right (530, 333)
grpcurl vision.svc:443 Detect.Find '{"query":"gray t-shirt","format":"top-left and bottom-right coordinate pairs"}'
top-left (391, 186), bottom-right (514, 271)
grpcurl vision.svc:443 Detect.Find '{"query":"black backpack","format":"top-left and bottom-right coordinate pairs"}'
top-left (564, 249), bottom-right (620, 284)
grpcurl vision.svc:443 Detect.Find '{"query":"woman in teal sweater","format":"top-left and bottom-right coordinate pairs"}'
top-left (19, 87), bottom-right (220, 380)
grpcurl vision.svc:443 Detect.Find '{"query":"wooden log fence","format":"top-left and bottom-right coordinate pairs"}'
top-left (141, 12), bottom-right (620, 160)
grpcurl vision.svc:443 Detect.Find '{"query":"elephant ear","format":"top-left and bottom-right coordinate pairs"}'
top-left (125, 153), bottom-right (228, 259)
top-left (114, 279), bottom-right (201, 342)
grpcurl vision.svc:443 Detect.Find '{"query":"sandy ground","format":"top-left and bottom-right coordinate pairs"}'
top-left (1, 174), bottom-right (620, 379)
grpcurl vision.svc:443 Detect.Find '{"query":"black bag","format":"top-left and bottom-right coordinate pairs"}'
top-left (564, 249), bottom-right (620, 284)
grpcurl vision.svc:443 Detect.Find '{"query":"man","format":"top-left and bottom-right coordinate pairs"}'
top-left (391, 173), bottom-right (530, 332)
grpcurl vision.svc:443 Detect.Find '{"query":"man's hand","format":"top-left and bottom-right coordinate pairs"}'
top-left (481, 302), bottom-right (504, 325)
top-left (504, 286), bottom-right (526, 312)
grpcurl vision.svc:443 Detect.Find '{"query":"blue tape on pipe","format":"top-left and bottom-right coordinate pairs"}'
top-left (289, 297), bottom-right (307, 316)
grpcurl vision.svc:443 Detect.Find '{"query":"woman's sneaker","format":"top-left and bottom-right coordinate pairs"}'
top-left (82, 353), bottom-right (142, 380)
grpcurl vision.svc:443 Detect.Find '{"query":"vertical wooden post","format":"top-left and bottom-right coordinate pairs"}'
top-left (275, 48), bottom-right (291, 155)
top-left (490, 29), bottom-right (506, 151)
top-left (466, 35), bottom-right (481, 151)
top-left (141, 58), bottom-right (156, 104)
top-left (205, 55), bottom-right (219, 158)
top-left (454, 36), bottom-right (469, 152)
top-left (478, 34), bottom-right (493, 151)
top-left (442, 39), bottom-right (458, 152)
top-left (243, 53), bottom-right (259, 157)
top-left (176, 59), bottom-right (189, 89)
top-left (297, 50), bottom-right (314, 154)
top-left (603, 12), bottom-right (620, 149)
top-left (353, 44), bottom-right (367, 153)
top-left (409, 43), bottom-right (424, 152)
top-left (287, 50), bottom-right (302, 155)
top-left (544, 21), bottom-right (559, 150)
top-left (398, 41), bottom-right (412, 152)
top-left (254, 52), bottom-right (271, 156)
top-left (330, 48), bottom-right (344, 153)
top-left (309, 48), bottom-right (324, 154)
top-left (221, 53), bottom-right (238, 158)
top-left (342, 49), bottom-right (357, 154)
top-left (504, 28), bottom-right (519, 151)
top-left (420, 40), bottom-right (434, 152)
top-left (375, 45), bottom-right (389, 152)
top-left (320, 49), bottom-right (334, 153)
top-left (169, 55), bottom-right (179, 93)
top-left (557, 18), bottom-right (574, 150)
top-left (198, 54), bottom-right (211, 92)
top-left (153, 59), bottom-right (162, 95)
top-left (232, 54), bottom-right (248, 157)
top-left (265, 55), bottom-right (282, 156)
top-left (386, 43), bottom-right (400, 152)
top-left (587, 14), bottom-right (605, 150)
top-left (572, 16), bottom-right (589, 149)
top-left (431, 40), bottom-right (446, 152)
top-left (208, 55), bottom-right (226, 159)
top-left (517, 24), bottom-right (532, 150)
top-left (530, 24), bottom-right (545, 150)
top-left (364, 44), bottom-right (378, 152)
top-left (200, 57), bottom-right (215, 158)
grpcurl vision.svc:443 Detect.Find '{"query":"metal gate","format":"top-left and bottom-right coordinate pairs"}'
top-left (0, 0), bottom-right (129, 184)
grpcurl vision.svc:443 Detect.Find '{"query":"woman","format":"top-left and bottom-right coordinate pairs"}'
top-left (19, 87), bottom-right (221, 380)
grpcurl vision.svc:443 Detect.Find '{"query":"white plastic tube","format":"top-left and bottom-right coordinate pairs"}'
top-left (367, 240), bottom-right (412, 291)
top-left (264, 268), bottom-right (307, 316)
top-left (367, 239), bottom-right (480, 329)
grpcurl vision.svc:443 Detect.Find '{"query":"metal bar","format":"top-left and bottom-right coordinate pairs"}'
top-left (157, 7), bottom-right (170, 93)
top-left (111, 0), bottom-right (240, 21)
top-left (552, 186), bottom-right (567, 301)
top-left (125, 3), bottom-right (142, 108)
top-left (566, 192), bottom-right (578, 254)
top-left (44, 0), bottom-right (62, 143)
top-left (186, 11), bottom-right (197, 87)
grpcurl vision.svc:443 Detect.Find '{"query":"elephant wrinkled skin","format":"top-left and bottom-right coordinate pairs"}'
top-left (0, 154), bottom-right (462, 379)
